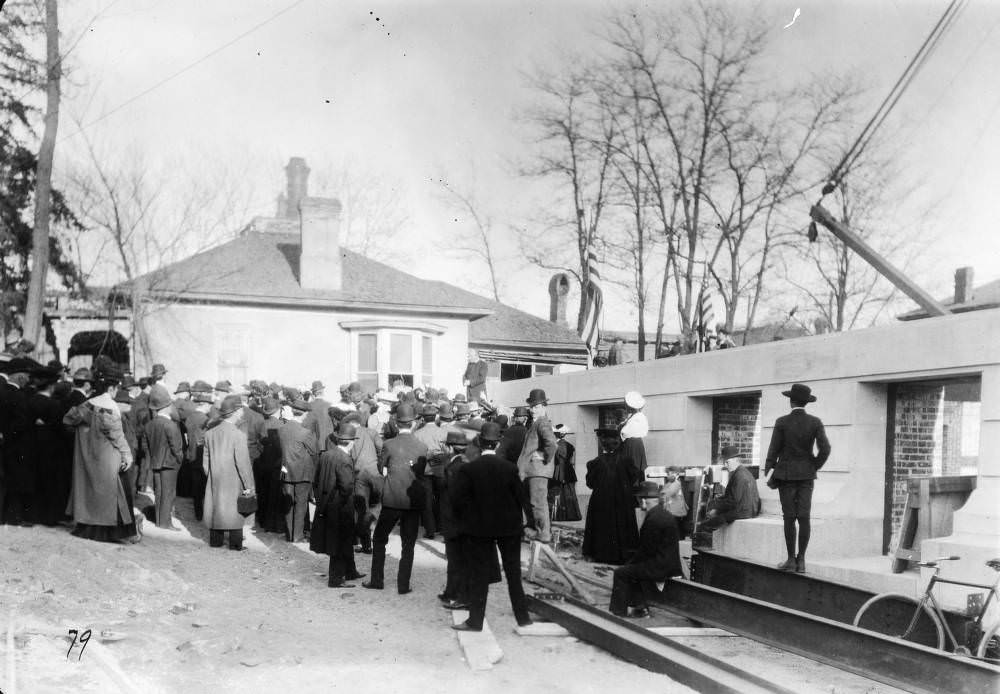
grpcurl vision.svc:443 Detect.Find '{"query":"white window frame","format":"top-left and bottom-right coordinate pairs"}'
top-left (340, 320), bottom-right (445, 392)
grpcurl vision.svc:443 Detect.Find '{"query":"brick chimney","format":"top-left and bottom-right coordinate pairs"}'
top-left (299, 197), bottom-right (343, 291)
top-left (954, 266), bottom-right (974, 305)
top-left (284, 157), bottom-right (310, 220)
top-left (548, 273), bottom-right (570, 326)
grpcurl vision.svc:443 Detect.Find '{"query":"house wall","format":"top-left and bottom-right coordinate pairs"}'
top-left (492, 309), bottom-right (1000, 571)
top-left (136, 302), bottom-right (471, 395)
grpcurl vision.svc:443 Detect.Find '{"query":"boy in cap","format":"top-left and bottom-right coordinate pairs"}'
top-left (143, 384), bottom-right (183, 530)
top-left (764, 383), bottom-right (830, 573)
top-left (312, 421), bottom-right (365, 587)
top-left (609, 481), bottom-right (682, 618)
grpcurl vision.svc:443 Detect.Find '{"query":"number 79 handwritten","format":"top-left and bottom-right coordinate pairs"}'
top-left (66, 629), bottom-right (92, 660)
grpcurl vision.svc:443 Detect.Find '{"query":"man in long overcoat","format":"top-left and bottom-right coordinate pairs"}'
top-left (438, 430), bottom-right (471, 609)
top-left (30, 368), bottom-right (71, 526)
top-left (1, 362), bottom-right (36, 525)
top-left (202, 394), bottom-right (254, 551)
top-left (364, 402), bottom-right (428, 594)
top-left (64, 381), bottom-right (138, 543)
top-left (311, 421), bottom-right (363, 587)
top-left (451, 422), bottom-right (533, 631)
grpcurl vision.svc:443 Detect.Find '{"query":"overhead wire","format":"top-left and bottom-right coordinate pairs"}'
top-left (823, 0), bottom-right (968, 195)
top-left (59, 0), bottom-right (308, 144)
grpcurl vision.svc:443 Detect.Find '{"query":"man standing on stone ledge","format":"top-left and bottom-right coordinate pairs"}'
top-left (462, 349), bottom-right (489, 402)
top-left (764, 383), bottom-right (830, 574)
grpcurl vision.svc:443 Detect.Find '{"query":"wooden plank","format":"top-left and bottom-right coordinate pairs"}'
top-left (537, 542), bottom-right (596, 605)
top-left (649, 627), bottom-right (735, 637)
top-left (917, 477), bottom-right (932, 548)
top-left (515, 622), bottom-right (570, 637)
top-left (451, 610), bottom-right (503, 670)
top-left (810, 204), bottom-right (949, 316)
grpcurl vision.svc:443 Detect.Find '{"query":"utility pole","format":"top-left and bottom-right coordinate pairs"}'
top-left (809, 203), bottom-right (948, 318)
top-left (23, 0), bottom-right (61, 352)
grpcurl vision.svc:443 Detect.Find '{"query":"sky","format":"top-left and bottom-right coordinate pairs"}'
top-left (42, 0), bottom-right (1000, 331)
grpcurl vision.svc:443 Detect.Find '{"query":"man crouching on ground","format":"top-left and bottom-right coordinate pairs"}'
top-left (609, 481), bottom-right (682, 619)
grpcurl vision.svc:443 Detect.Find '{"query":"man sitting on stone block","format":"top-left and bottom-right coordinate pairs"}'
top-left (693, 445), bottom-right (761, 547)
top-left (609, 481), bottom-right (683, 619)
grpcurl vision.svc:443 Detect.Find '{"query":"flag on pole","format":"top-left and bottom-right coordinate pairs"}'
top-left (580, 251), bottom-right (603, 357)
top-left (696, 284), bottom-right (714, 353)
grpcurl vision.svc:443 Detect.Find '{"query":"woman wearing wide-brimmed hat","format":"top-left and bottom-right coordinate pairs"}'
top-left (763, 383), bottom-right (831, 574)
top-left (618, 391), bottom-right (649, 478)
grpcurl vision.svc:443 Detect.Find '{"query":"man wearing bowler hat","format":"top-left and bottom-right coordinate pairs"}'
top-left (451, 421), bottom-right (533, 631)
top-left (517, 388), bottom-right (558, 544)
top-left (364, 402), bottom-right (428, 594)
top-left (764, 383), bottom-right (831, 573)
top-left (693, 445), bottom-right (761, 546)
top-left (609, 481), bottom-right (683, 618)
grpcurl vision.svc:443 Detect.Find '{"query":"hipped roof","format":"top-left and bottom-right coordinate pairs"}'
top-left (112, 229), bottom-right (587, 356)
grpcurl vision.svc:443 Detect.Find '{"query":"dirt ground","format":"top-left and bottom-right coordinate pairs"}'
top-left (1, 498), bottom-right (696, 694)
top-left (2, 501), bottom-right (902, 694)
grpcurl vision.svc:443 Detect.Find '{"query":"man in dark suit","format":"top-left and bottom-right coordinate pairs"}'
top-left (764, 383), bottom-right (831, 573)
top-left (143, 384), bottom-right (184, 530)
top-left (451, 422), bottom-right (533, 631)
top-left (279, 398), bottom-right (319, 543)
top-left (693, 445), bottom-right (761, 546)
top-left (0, 359), bottom-right (38, 525)
top-left (609, 481), bottom-right (683, 618)
top-left (364, 402), bottom-right (428, 594)
top-left (462, 349), bottom-right (489, 402)
top-left (495, 406), bottom-right (528, 462)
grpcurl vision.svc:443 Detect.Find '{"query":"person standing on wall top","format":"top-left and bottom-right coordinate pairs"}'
top-left (619, 390), bottom-right (649, 477)
top-left (462, 349), bottom-right (489, 403)
top-left (764, 383), bottom-right (831, 574)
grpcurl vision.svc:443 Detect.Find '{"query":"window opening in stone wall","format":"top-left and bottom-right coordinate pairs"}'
top-left (534, 364), bottom-right (555, 376)
top-left (500, 363), bottom-right (532, 381)
top-left (710, 393), bottom-right (762, 466)
top-left (885, 376), bottom-right (981, 553)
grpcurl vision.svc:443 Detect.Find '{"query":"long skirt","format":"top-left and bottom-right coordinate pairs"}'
top-left (72, 471), bottom-right (138, 543)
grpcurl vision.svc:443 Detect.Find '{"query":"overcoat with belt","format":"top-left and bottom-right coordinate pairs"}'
top-left (202, 419), bottom-right (254, 531)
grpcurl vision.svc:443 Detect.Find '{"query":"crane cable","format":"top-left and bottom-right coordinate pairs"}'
top-left (821, 0), bottom-right (968, 197)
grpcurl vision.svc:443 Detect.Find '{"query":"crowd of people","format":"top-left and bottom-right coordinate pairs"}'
top-left (0, 348), bottom-right (829, 625)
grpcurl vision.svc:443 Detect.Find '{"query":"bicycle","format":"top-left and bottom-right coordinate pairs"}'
top-left (853, 556), bottom-right (1000, 660)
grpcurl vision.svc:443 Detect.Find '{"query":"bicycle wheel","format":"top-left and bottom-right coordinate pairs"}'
top-left (976, 621), bottom-right (1000, 661)
top-left (854, 593), bottom-right (945, 649)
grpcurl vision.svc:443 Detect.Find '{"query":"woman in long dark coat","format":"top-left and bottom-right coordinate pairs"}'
top-left (548, 425), bottom-right (581, 522)
top-left (310, 423), bottom-right (361, 587)
top-left (582, 429), bottom-right (639, 564)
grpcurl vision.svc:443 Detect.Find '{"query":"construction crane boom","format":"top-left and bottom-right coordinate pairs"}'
top-left (809, 203), bottom-right (949, 318)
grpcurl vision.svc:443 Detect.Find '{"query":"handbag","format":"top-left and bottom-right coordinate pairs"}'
top-left (235, 464), bottom-right (258, 517)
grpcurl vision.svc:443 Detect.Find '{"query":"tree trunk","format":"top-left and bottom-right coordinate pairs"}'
top-left (22, 0), bottom-right (61, 351)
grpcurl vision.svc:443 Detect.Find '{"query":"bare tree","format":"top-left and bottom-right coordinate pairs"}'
top-left (65, 128), bottom-right (257, 367)
top-left (518, 64), bottom-right (618, 334)
top-left (784, 141), bottom-right (930, 331)
top-left (310, 162), bottom-right (409, 264)
top-left (437, 179), bottom-right (504, 302)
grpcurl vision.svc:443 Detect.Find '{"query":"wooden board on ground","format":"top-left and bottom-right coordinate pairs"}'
top-left (451, 610), bottom-right (503, 670)
top-left (648, 626), bottom-right (734, 637)
top-left (515, 621), bottom-right (570, 637)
